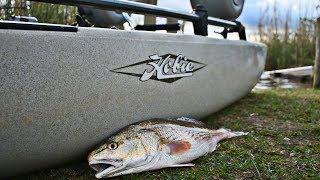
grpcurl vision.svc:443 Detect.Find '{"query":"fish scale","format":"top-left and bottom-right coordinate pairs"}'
top-left (88, 118), bottom-right (248, 178)
top-left (153, 124), bottom-right (213, 146)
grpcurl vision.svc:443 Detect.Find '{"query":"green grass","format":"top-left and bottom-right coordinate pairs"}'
top-left (14, 89), bottom-right (320, 180)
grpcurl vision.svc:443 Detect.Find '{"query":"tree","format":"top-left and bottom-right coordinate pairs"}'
top-left (0, 0), bottom-right (76, 24)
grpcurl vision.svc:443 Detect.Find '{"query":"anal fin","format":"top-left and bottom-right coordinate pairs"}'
top-left (168, 163), bottom-right (195, 167)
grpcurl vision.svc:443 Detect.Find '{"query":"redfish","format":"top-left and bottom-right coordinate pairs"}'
top-left (88, 117), bottom-right (248, 178)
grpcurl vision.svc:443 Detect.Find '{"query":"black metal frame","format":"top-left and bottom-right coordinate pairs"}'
top-left (27, 0), bottom-right (246, 40)
top-left (135, 23), bottom-right (181, 31)
top-left (0, 20), bottom-right (78, 32)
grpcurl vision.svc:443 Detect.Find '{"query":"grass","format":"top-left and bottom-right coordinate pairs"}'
top-left (13, 89), bottom-right (320, 180)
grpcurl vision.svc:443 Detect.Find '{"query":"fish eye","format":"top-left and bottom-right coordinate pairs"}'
top-left (107, 142), bottom-right (118, 150)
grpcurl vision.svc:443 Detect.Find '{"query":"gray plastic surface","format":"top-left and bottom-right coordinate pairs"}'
top-left (191, 0), bottom-right (245, 20)
top-left (79, 6), bottom-right (126, 27)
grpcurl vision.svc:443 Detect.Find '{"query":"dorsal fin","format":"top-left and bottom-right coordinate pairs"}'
top-left (176, 117), bottom-right (204, 125)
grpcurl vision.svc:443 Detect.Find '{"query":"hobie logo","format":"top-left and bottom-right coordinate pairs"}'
top-left (140, 54), bottom-right (194, 81)
top-left (111, 54), bottom-right (206, 83)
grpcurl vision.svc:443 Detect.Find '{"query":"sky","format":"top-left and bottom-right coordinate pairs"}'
top-left (157, 0), bottom-right (319, 27)
top-left (239, 0), bottom-right (319, 28)
top-left (153, 0), bottom-right (320, 40)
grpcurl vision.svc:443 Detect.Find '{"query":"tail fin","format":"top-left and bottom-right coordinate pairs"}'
top-left (211, 128), bottom-right (248, 141)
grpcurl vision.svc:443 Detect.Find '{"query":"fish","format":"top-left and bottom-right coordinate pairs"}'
top-left (88, 117), bottom-right (248, 178)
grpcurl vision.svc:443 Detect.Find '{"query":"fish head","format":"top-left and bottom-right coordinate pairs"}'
top-left (88, 128), bottom-right (158, 178)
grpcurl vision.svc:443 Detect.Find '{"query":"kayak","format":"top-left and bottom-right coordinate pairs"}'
top-left (0, 25), bottom-right (266, 177)
top-left (0, 0), bottom-right (266, 177)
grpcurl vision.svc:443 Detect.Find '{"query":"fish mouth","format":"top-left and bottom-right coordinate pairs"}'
top-left (90, 163), bottom-right (113, 172)
top-left (89, 160), bottom-right (124, 178)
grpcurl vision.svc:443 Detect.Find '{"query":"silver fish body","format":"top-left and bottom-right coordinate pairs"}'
top-left (88, 118), bottom-right (248, 178)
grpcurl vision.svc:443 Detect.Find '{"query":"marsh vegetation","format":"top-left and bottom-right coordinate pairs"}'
top-left (257, 1), bottom-right (318, 70)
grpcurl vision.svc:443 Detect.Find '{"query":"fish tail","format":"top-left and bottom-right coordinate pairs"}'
top-left (211, 128), bottom-right (248, 141)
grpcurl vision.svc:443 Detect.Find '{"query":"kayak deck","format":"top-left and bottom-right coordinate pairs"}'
top-left (0, 27), bottom-right (266, 177)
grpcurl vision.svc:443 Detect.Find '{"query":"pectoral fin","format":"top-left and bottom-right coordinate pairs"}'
top-left (168, 163), bottom-right (195, 167)
top-left (166, 140), bottom-right (191, 155)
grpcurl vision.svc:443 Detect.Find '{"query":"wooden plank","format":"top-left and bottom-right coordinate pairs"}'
top-left (144, 0), bottom-right (157, 24)
top-left (313, 17), bottom-right (320, 89)
top-left (268, 66), bottom-right (313, 77)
